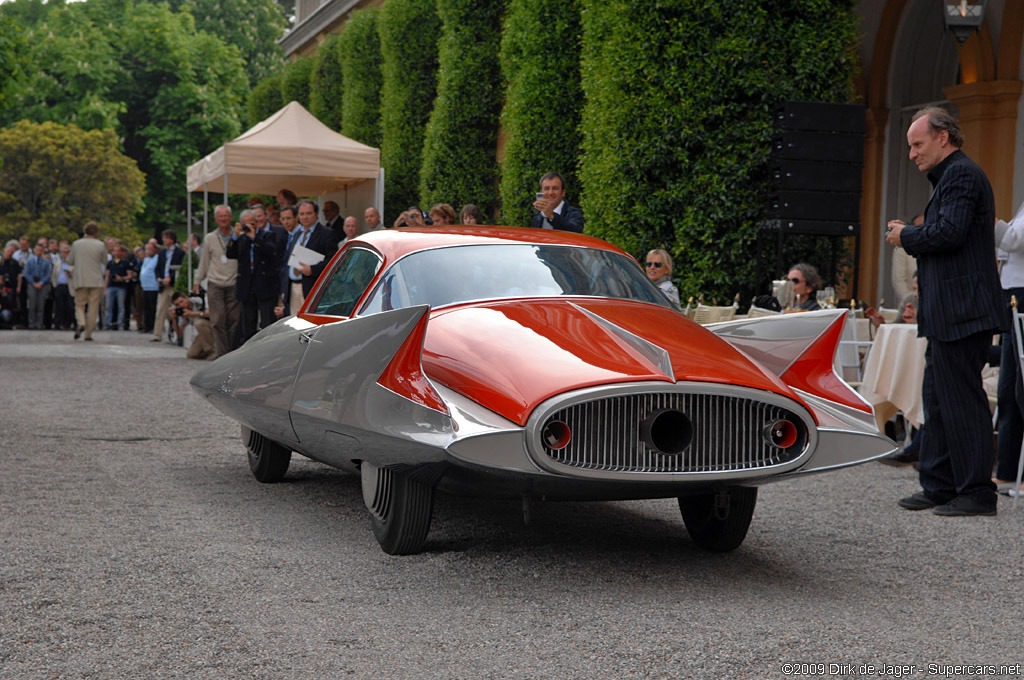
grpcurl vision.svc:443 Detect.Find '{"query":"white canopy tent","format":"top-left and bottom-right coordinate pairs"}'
top-left (184, 101), bottom-right (384, 286)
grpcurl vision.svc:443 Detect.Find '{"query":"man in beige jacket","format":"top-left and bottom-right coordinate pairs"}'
top-left (193, 205), bottom-right (240, 358)
top-left (66, 222), bottom-right (108, 340)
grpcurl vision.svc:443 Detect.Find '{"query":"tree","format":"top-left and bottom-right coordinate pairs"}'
top-left (112, 2), bottom-right (248, 234)
top-left (0, 14), bottom-right (27, 128)
top-left (177, 0), bottom-right (287, 86)
top-left (378, 0), bottom-right (440, 220)
top-left (418, 0), bottom-right (503, 215)
top-left (579, 0), bottom-right (857, 303)
top-left (248, 72), bottom-right (285, 128)
top-left (0, 121), bottom-right (145, 244)
top-left (498, 0), bottom-right (583, 227)
top-left (1, 5), bottom-right (124, 131)
top-left (280, 55), bottom-right (314, 110)
top-left (309, 34), bottom-right (344, 130)
top-left (338, 7), bottom-right (382, 148)
top-left (1, 0), bottom-right (249, 236)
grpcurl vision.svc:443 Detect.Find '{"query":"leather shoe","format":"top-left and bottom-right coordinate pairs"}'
top-left (897, 492), bottom-right (940, 511)
top-left (879, 449), bottom-right (918, 467)
top-left (932, 495), bottom-right (996, 517)
top-left (74, 325), bottom-right (84, 340)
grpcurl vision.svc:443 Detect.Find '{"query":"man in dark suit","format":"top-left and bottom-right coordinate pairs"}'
top-left (151, 229), bottom-right (186, 342)
top-left (530, 171), bottom-right (584, 233)
top-left (283, 200), bottom-right (340, 313)
top-left (886, 107), bottom-right (1008, 516)
top-left (227, 207), bottom-right (287, 341)
top-left (322, 201), bottom-right (343, 236)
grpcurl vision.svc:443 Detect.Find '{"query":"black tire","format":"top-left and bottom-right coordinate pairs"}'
top-left (243, 426), bottom-right (291, 483)
top-left (362, 463), bottom-right (434, 555)
top-left (679, 486), bottom-right (757, 552)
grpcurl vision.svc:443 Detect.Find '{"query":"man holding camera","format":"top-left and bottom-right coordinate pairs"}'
top-left (530, 171), bottom-right (584, 233)
top-left (169, 290), bottom-right (214, 360)
top-left (227, 207), bottom-right (287, 342)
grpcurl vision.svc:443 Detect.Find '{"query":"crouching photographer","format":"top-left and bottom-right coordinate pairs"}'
top-left (170, 290), bottom-right (214, 360)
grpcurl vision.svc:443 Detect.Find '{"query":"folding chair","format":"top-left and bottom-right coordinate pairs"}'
top-left (1010, 297), bottom-right (1024, 507)
top-left (837, 309), bottom-right (872, 385)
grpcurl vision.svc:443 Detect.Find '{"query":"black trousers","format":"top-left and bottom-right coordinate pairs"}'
top-left (54, 283), bottom-right (74, 329)
top-left (239, 295), bottom-right (276, 342)
top-left (918, 331), bottom-right (998, 506)
top-left (142, 290), bottom-right (158, 332)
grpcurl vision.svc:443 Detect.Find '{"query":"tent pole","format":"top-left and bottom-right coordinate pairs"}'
top-left (186, 188), bottom-right (193, 291)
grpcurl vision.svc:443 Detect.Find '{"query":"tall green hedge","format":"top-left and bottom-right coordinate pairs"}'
top-left (498, 0), bottom-right (582, 227)
top-left (338, 7), bottom-right (382, 147)
top-left (247, 71), bottom-right (283, 127)
top-left (378, 0), bottom-right (440, 221)
top-left (418, 0), bottom-right (504, 216)
top-left (309, 33), bottom-right (344, 130)
top-left (580, 0), bottom-right (857, 302)
top-left (280, 54), bottom-right (314, 110)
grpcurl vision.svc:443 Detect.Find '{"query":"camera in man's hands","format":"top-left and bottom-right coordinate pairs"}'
top-left (174, 307), bottom-right (186, 317)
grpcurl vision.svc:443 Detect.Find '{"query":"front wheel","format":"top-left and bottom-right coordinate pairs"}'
top-left (679, 486), bottom-right (757, 552)
top-left (243, 426), bottom-right (291, 483)
top-left (361, 462), bottom-right (434, 555)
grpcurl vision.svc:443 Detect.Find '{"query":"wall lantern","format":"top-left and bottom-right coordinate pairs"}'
top-left (944, 0), bottom-right (987, 46)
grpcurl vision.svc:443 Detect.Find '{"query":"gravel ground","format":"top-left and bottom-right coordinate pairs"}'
top-left (1, 329), bottom-right (1022, 680)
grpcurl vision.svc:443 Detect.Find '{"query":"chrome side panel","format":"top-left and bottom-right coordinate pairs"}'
top-left (288, 305), bottom-right (452, 460)
top-left (438, 384), bottom-right (538, 473)
top-left (189, 315), bottom-right (317, 445)
top-left (795, 428), bottom-right (897, 474)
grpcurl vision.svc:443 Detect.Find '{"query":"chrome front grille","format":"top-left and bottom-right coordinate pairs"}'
top-left (539, 392), bottom-right (808, 474)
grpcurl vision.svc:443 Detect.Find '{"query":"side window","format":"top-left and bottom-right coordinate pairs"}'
top-left (310, 248), bottom-right (381, 317)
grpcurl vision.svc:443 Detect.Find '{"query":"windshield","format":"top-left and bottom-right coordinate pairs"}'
top-left (359, 244), bottom-right (673, 315)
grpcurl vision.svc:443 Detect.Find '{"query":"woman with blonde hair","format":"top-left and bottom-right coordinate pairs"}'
top-left (645, 248), bottom-right (679, 306)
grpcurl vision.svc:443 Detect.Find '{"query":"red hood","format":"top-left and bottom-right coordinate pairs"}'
top-left (422, 299), bottom-right (798, 425)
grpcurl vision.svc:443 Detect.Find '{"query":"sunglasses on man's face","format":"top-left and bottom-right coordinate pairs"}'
top-left (645, 262), bottom-right (663, 268)
top-left (789, 277), bottom-right (803, 284)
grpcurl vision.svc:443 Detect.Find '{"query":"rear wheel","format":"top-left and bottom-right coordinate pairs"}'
top-left (679, 486), bottom-right (757, 552)
top-left (243, 426), bottom-right (291, 483)
top-left (361, 462), bottom-right (434, 555)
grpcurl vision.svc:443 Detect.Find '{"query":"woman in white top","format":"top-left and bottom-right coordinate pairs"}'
top-left (645, 248), bottom-right (680, 307)
top-left (993, 203), bottom-right (1024, 488)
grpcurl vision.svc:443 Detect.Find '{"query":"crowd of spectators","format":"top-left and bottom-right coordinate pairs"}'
top-left (2, 171), bottom-right (588, 350)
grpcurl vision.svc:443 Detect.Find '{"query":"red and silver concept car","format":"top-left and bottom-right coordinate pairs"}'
top-left (190, 227), bottom-right (895, 555)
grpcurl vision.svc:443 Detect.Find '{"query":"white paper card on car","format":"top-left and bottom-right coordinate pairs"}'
top-left (288, 244), bottom-right (325, 269)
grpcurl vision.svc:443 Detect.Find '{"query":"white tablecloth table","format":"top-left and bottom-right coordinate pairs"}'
top-left (858, 324), bottom-right (928, 429)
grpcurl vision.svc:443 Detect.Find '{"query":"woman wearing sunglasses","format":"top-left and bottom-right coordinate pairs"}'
top-left (644, 248), bottom-right (680, 306)
top-left (786, 262), bottom-right (822, 311)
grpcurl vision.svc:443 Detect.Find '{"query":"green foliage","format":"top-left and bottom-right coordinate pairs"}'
top-left (248, 72), bottom-right (284, 127)
top-left (309, 33), bottom-right (344, 130)
top-left (338, 7), bottom-right (382, 148)
top-left (0, 120), bottom-right (145, 244)
top-left (1, 6), bottom-right (124, 130)
top-left (418, 0), bottom-right (504, 215)
top-left (0, 0), bottom-right (61, 27)
top-left (280, 55), bottom-right (314, 110)
top-left (2, 0), bottom-right (248, 237)
top-left (579, 0), bottom-right (858, 303)
top-left (378, 0), bottom-right (440, 221)
top-left (112, 2), bottom-right (248, 232)
top-left (177, 0), bottom-right (287, 86)
top-left (0, 14), bottom-right (27, 124)
top-left (498, 0), bottom-right (583, 227)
